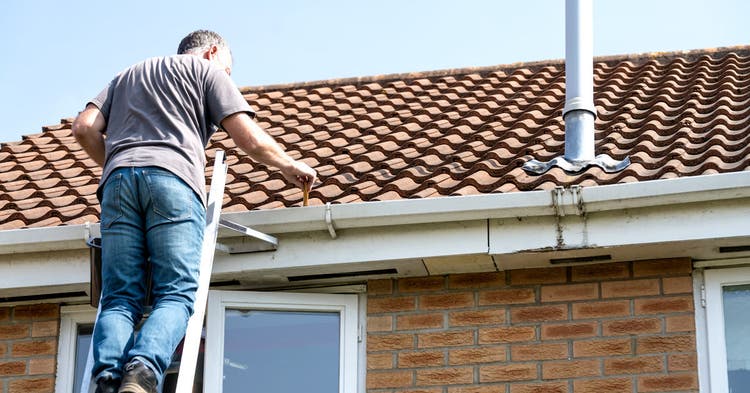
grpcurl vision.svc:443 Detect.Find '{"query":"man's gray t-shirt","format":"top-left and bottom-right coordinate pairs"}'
top-left (91, 55), bottom-right (254, 205)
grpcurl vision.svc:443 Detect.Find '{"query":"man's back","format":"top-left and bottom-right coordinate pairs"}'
top-left (92, 55), bottom-right (253, 204)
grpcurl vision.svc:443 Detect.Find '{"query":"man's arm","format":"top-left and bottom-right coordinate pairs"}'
top-left (72, 104), bottom-right (107, 167)
top-left (221, 112), bottom-right (317, 191)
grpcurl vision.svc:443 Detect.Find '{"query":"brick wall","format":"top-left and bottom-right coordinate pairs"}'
top-left (0, 304), bottom-right (59, 393)
top-left (366, 258), bottom-right (698, 393)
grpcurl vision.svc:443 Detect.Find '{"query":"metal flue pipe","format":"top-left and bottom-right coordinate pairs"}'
top-left (523, 0), bottom-right (629, 175)
top-left (562, 0), bottom-right (596, 162)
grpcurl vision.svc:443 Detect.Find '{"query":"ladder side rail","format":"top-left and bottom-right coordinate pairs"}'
top-left (175, 150), bottom-right (228, 392)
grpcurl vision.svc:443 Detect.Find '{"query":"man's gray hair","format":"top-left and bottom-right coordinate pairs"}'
top-left (177, 30), bottom-right (228, 55)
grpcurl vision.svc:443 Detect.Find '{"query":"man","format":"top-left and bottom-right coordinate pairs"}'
top-left (72, 30), bottom-right (316, 393)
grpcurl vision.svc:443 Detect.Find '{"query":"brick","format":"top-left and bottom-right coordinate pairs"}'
top-left (368, 334), bottom-right (414, 351)
top-left (0, 361), bottom-right (26, 376)
top-left (636, 335), bottom-right (695, 354)
top-left (449, 272), bottom-right (505, 289)
top-left (635, 296), bottom-right (693, 315)
top-left (541, 322), bottom-right (597, 340)
top-left (572, 300), bottom-right (630, 320)
top-left (479, 288), bottom-right (536, 305)
top-left (604, 356), bottom-right (663, 375)
top-left (511, 343), bottom-right (568, 361)
top-left (419, 331), bottom-right (474, 348)
top-left (369, 296), bottom-right (417, 314)
top-left (510, 267), bottom-right (567, 285)
top-left (449, 309), bottom-right (505, 327)
top-left (510, 381), bottom-right (568, 393)
top-left (397, 313), bottom-right (443, 330)
top-left (662, 276), bottom-right (692, 294)
top-left (633, 258), bottom-right (691, 277)
top-left (399, 276), bottom-right (445, 293)
top-left (449, 386), bottom-right (505, 393)
top-left (0, 324), bottom-right (30, 340)
top-left (398, 351), bottom-right (445, 368)
top-left (31, 321), bottom-right (58, 338)
top-left (479, 326), bottom-right (536, 344)
top-left (666, 315), bottom-right (695, 333)
top-left (8, 377), bottom-right (55, 393)
top-left (11, 339), bottom-right (57, 357)
top-left (573, 338), bottom-right (631, 357)
top-left (668, 353), bottom-right (697, 371)
top-left (542, 359), bottom-right (600, 379)
top-left (367, 353), bottom-right (394, 369)
top-left (573, 377), bottom-right (632, 393)
top-left (0, 307), bottom-right (10, 322)
top-left (0, 343), bottom-right (7, 357)
top-left (601, 279), bottom-right (659, 298)
top-left (480, 363), bottom-right (537, 382)
top-left (637, 373), bottom-right (698, 392)
top-left (449, 346), bottom-right (506, 365)
top-left (399, 389), bottom-right (443, 393)
top-left (511, 304), bottom-right (567, 323)
top-left (368, 316), bottom-right (393, 332)
top-left (541, 283), bottom-right (598, 302)
top-left (12, 304), bottom-right (58, 321)
top-left (572, 262), bottom-right (629, 282)
top-left (29, 358), bottom-right (56, 375)
top-left (369, 279), bottom-right (394, 295)
top-left (420, 293), bottom-right (474, 310)
top-left (367, 370), bottom-right (413, 389)
top-left (416, 367), bottom-right (474, 385)
top-left (602, 318), bottom-right (661, 336)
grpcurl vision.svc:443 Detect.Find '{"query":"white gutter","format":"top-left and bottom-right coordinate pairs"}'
top-left (1, 171), bottom-right (749, 255)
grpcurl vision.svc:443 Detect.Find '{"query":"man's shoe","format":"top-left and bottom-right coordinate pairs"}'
top-left (118, 359), bottom-right (158, 393)
top-left (95, 376), bottom-right (120, 393)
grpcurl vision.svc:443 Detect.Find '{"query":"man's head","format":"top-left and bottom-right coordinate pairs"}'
top-left (177, 30), bottom-right (233, 75)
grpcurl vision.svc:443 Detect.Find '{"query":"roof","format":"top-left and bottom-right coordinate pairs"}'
top-left (1, 46), bottom-right (749, 230)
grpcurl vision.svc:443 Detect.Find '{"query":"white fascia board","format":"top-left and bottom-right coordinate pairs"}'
top-left (0, 171), bottom-right (749, 255)
top-left (212, 219), bottom-right (488, 276)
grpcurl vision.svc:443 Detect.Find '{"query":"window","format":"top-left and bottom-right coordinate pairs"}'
top-left (704, 266), bottom-right (750, 392)
top-left (57, 306), bottom-right (205, 393)
top-left (205, 290), bottom-right (360, 393)
top-left (56, 305), bottom-right (96, 393)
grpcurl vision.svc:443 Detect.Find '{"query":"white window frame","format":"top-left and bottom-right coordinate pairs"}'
top-left (703, 265), bottom-right (750, 392)
top-left (55, 305), bottom-right (96, 393)
top-left (205, 290), bottom-right (360, 393)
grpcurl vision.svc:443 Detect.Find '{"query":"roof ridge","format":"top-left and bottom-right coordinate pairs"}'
top-left (240, 44), bottom-right (750, 94)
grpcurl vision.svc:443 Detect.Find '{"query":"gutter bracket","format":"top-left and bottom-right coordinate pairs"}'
top-left (325, 202), bottom-right (338, 239)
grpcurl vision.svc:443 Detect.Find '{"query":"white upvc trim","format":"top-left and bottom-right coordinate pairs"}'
top-left (2, 171), bottom-right (749, 293)
top-left (55, 305), bottom-right (96, 393)
top-left (703, 263), bottom-right (750, 393)
top-left (205, 290), bottom-right (359, 393)
top-left (1, 171), bottom-right (749, 255)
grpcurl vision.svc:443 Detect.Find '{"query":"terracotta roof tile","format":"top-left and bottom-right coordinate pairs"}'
top-left (1, 46), bottom-right (749, 229)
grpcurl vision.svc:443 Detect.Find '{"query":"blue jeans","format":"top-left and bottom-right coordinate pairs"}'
top-left (93, 167), bottom-right (205, 384)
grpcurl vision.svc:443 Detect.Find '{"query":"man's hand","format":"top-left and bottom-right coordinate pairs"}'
top-left (282, 160), bottom-right (317, 193)
top-left (72, 104), bottom-right (107, 166)
top-left (221, 112), bottom-right (318, 193)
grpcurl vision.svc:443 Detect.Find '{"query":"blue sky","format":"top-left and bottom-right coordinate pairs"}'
top-left (0, 0), bottom-right (747, 143)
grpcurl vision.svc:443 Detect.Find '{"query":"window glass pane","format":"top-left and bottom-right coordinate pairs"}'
top-left (73, 324), bottom-right (204, 393)
top-left (223, 309), bottom-right (340, 393)
top-left (723, 284), bottom-right (750, 392)
top-left (73, 325), bottom-right (94, 393)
